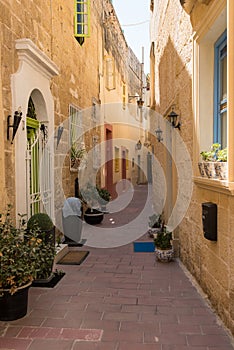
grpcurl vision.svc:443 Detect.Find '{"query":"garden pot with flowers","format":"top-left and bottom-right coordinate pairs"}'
top-left (215, 147), bottom-right (227, 180)
top-left (0, 206), bottom-right (54, 321)
top-left (199, 143), bottom-right (227, 179)
top-left (154, 224), bottom-right (174, 262)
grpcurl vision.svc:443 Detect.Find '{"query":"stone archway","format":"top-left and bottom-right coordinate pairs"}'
top-left (11, 38), bottom-right (59, 219)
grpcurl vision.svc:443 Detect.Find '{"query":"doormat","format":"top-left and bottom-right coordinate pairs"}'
top-left (32, 271), bottom-right (65, 288)
top-left (133, 241), bottom-right (155, 252)
top-left (57, 251), bottom-right (89, 265)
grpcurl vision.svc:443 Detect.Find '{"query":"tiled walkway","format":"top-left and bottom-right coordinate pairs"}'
top-left (0, 184), bottom-right (234, 350)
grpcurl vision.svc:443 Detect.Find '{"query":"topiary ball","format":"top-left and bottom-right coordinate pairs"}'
top-left (27, 213), bottom-right (54, 231)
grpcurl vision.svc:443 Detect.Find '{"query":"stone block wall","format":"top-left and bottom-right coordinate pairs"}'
top-left (150, 0), bottom-right (234, 334)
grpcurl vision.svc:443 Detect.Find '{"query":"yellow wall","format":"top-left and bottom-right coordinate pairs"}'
top-left (0, 0), bottom-right (144, 220)
top-left (151, 0), bottom-right (234, 334)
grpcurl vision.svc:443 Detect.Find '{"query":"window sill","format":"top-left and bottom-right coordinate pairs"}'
top-left (193, 176), bottom-right (234, 196)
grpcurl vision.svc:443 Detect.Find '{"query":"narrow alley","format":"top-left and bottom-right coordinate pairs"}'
top-left (0, 185), bottom-right (233, 350)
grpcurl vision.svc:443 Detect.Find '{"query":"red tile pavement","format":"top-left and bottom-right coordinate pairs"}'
top-left (0, 184), bottom-right (234, 350)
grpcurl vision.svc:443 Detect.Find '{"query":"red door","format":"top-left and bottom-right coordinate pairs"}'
top-left (105, 126), bottom-right (113, 195)
top-left (122, 149), bottom-right (126, 180)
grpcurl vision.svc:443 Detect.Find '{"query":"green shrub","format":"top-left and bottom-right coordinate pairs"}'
top-left (27, 213), bottom-right (53, 231)
top-left (154, 227), bottom-right (172, 250)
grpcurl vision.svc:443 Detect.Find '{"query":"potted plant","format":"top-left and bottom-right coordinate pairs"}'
top-left (148, 213), bottom-right (162, 237)
top-left (0, 206), bottom-right (50, 321)
top-left (80, 183), bottom-right (104, 225)
top-left (96, 187), bottom-right (111, 212)
top-left (27, 213), bottom-right (56, 282)
top-left (154, 224), bottom-right (174, 262)
top-left (199, 143), bottom-right (221, 178)
top-left (215, 147), bottom-right (227, 180)
top-left (148, 213), bottom-right (162, 228)
top-left (27, 212), bottom-right (55, 245)
top-left (70, 144), bottom-right (86, 170)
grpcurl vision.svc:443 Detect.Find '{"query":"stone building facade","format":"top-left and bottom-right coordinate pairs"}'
top-left (0, 0), bottom-right (144, 227)
top-left (150, 0), bottom-right (234, 334)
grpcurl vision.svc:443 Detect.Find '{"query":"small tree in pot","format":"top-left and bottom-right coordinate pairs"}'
top-left (27, 213), bottom-right (56, 281)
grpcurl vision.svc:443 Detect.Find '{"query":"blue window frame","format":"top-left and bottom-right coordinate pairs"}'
top-left (214, 30), bottom-right (227, 148)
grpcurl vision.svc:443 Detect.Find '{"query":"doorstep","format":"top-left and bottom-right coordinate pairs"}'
top-left (54, 244), bottom-right (69, 264)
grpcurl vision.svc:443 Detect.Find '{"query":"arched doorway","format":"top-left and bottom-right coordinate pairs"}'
top-left (12, 39), bottom-right (59, 220)
top-left (26, 93), bottom-right (53, 217)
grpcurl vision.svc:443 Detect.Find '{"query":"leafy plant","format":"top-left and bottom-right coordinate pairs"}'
top-left (0, 206), bottom-right (54, 294)
top-left (80, 183), bottom-right (99, 208)
top-left (148, 213), bottom-right (162, 228)
top-left (217, 147), bottom-right (227, 162)
top-left (71, 144), bottom-right (86, 161)
top-left (154, 226), bottom-right (172, 250)
top-left (27, 213), bottom-right (55, 279)
top-left (96, 187), bottom-right (111, 204)
top-left (27, 213), bottom-right (53, 231)
top-left (200, 143), bottom-right (221, 161)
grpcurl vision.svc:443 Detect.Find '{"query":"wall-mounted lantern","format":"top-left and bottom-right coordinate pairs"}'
top-left (135, 140), bottom-right (142, 150)
top-left (168, 108), bottom-right (181, 130)
top-left (155, 126), bottom-right (163, 142)
top-left (128, 94), bottom-right (144, 108)
top-left (7, 108), bottom-right (22, 143)
top-left (137, 98), bottom-right (144, 108)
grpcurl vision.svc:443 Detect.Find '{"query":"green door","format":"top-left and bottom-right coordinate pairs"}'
top-left (26, 117), bottom-right (40, 216)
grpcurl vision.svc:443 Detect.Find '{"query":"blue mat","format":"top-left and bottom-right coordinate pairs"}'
top-left (133, 241), bottom-right (155, 252)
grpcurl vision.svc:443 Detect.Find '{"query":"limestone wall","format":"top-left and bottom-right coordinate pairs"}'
top-left (150, 0), bottom-right (234, 334)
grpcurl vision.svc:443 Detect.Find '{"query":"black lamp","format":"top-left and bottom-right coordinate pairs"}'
top-left (155, 126), bottom-right (163, 142)
top-left (40, 123), bottom-right (48, 142)
top-left (7, 109), bottom-right (22, 143)
top-left (168, 108), bottom-right (181, 130)
top-left (137, 98), bottom-right (144, 108)
top-left (128, 94), bottom-right (144, 108)
top-left (135, 140), bottom-right (142, 150)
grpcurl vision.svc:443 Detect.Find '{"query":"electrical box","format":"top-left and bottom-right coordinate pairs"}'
top-left (202, 202), bottom-right (217, 241)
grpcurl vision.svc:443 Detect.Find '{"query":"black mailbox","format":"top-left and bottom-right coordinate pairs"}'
top-left (202, 202), bottom-right (217, 241)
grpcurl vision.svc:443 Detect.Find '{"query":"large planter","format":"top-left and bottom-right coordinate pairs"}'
top-left (84, 208), bottom-right (104, 225)
top-left (203, 161), bottom-right (216, 178)
top-left (0, 282), bottom-right (31, 321)
top-left (155, 247), bottom-right (174, 262)
top-left (198, 162), bottom-right (206, 177)
top-left (199, 161), bottom-right (228, 180)
top-left (214, 162), bottom-right (227, 180)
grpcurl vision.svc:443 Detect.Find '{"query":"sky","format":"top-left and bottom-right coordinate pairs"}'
top-left (112, 0), bottom-right (151, 74)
